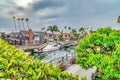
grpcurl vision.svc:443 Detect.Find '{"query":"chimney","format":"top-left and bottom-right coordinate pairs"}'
top-left (117, 16), bottom-right (120, 23)
top-left (28, 29), bottom-right (33, 45)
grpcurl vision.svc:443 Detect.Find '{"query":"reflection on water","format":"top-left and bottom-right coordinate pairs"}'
top-left (32, 46), bottom-right (75, 60)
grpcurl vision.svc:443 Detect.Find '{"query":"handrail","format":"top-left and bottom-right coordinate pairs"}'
top-left (45, 50), bottom-right (76, 66)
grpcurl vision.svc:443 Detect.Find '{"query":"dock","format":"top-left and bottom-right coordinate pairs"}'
top-left (15, 43), bottom-right (47, 50)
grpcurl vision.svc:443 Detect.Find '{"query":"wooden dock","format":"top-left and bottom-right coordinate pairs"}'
top-left (15, 43), bottom-right (47, 50)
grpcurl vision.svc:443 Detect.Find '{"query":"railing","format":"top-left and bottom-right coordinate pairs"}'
top-left (42, 49), bottom-right (76, 66)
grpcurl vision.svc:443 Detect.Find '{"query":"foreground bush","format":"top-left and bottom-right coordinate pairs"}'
top-left (0, 38), bottom-right (79, 80)
top-left (76, 27), bottom-right (120, 79)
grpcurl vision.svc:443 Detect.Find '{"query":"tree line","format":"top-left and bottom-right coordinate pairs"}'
top-left (41, 25), bottom-right (93, 40)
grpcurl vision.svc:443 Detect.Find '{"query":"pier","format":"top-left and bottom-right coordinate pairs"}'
top-left (15, 43), bottom-right (47, 50)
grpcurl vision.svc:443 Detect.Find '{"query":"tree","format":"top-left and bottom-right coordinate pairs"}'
top-left (47, 25), bottom-right (59, 38)
top-left (64, 26), bottom-right (67, 33)
top-left (71, 29), bottom-right (79, 40)
top-left (79, 27), bottom-right (85, 38)
top-left (59, 30), bottom-right (64, 41)
top-left (41, 27), bottom-right (45, 32)
top-left (72, 29), bottom-right (77, 34)
top-left (17, 18), bottom-right (21, 31)
top-left (89, 27), bottom-right (93, 33)
top-left (0, 38), bottom-right (80, 80)
top-left (26, 18), bottom-right (29, 30)
top-left (12, 16), bottom-right (17, 32)
top-left (76, 27), bottom-right (120, 79)
top-left (41, 27), bottom-right (47, 36)
top-left (68, 27), bottom-right (71, 33)
top-left (21, 18), bottom-right (25, 30)
top-left (79, 27), bottom-right (84, 33)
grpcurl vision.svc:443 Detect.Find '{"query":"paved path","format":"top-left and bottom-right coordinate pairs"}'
top-left (65, 64), bottom-right (97, 80)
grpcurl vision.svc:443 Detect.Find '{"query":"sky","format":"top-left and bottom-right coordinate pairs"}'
top-left (0, 0), bottom-right (120, 33)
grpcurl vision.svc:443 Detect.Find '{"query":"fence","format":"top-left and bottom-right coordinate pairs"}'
top-left (44, 49), bottom-right (76, 67)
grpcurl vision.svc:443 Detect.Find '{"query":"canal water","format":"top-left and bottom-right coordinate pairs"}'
top-left (32, 46), bottom-right (76, 60)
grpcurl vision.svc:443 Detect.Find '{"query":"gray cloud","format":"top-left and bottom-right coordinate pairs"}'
top-left (0, 0), bottom-right (120, 33)
top-left (32, 0), bottom-right (63, 11)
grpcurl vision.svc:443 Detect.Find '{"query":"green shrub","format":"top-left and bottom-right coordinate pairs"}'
top-left (76, 27), bottom-right (120, 79)
top-left (0, 38), bottom-right (80, 80)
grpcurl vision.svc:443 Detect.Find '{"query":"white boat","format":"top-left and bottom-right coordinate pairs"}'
top-left (33, 48), bottom-right (42, 53)
top-left (42, 41), bottom-right (61, 52)
top-left (25, 52), bottom-right (31, 56)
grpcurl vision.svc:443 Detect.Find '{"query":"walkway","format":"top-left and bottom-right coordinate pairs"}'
top-left (65, 64), bottom-right (97, 80)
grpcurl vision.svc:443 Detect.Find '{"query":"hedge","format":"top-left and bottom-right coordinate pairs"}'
top-left (0, 38), bottom-right (80, 80)
top-left (76, 27), bottom-right (120, 79)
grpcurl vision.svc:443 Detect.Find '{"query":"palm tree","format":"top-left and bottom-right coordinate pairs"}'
top-left (21, 18), bottom-right (25, 30)
top-left (64, 26), bottom-right (67, 33)
top-left (79, 27), bottom-right (85, 38)
top-left (26, 18), bottom-right (29, 30)
top-left (79, 27), bottom-right (84, 32)
top-left (12, 16), bottom-right (17, 32)
top-left (41, 27), bottom-right (45, 32)
top-left (17, 18), bottom-right (21, 31)
top-left (59, 30), bottom-right (64, 41)
top-left (90, 27), bottom-right (93, 33)
top-left (71, 29), bottom-right (77, 40)
top-left (79, 27), bottom-right (85, 34)
top-left (47, 25), bottom-right (59, 38)
top-left (72, 29), bottom-right (77, 34)
top-left (68, 27), bottom-right (71, 33)
top-left (41, 27), bottom-right (46, 35)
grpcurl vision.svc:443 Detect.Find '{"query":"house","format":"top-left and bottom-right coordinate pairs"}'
top-left (7, 37), bottom-right (20, 45)
top-left (33, 31), bottom-right (45, 44)
top-left (7, 29), bottom-right (33, 45)
top-left (46, 32), bottom-right (60, 41)
top-left (45, 32), bottom-right (70, 41)
top-left (18, 29), bottom-right (33, 45)
top-left (1, 33), bottom-right (8, 40)
top-left (0, 32), bottom-right (3, 38)
top-left (8, 32), bottom-right (20, 45)
top-left (62, 33), bottom-right (70, 40)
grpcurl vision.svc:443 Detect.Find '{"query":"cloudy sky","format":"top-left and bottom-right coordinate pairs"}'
top-left (0, 0), bottom-right (120, 33)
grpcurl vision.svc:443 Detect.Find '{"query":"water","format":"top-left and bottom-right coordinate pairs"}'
top-left (32, 46), bottom-right (76, 60)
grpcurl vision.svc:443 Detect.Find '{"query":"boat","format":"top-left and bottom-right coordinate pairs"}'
top-left (33, 48), bottom-right (42, 53)
top-left (25, 52), bottom-right (31, 56)
top-left (42, 40), bottom-right (61, 52)
top-left (62, 42), bottom-right (71, 49)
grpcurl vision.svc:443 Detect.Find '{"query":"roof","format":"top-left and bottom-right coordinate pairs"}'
top-left (62, 33), bottom-right (70, 35)
top-left (20, 30), bottom-right (29, 37)
top-left (8, 37), bottom-right (20, 41)
top-left (9, 32), bottom-right (19, 37)
top-left (46, 32), bottom-right (70, 36)
top-left (33, 31), bottom-right (44, 36)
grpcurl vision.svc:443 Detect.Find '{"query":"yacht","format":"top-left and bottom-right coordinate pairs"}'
top-left (33, 48), bottom-right (42, 53)
top-left (42, 40), bottom-right (61, 52)
top-left (25, 52), bottom-right (31, 56)
top-left (63, 42), bottom-right (71, 48)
